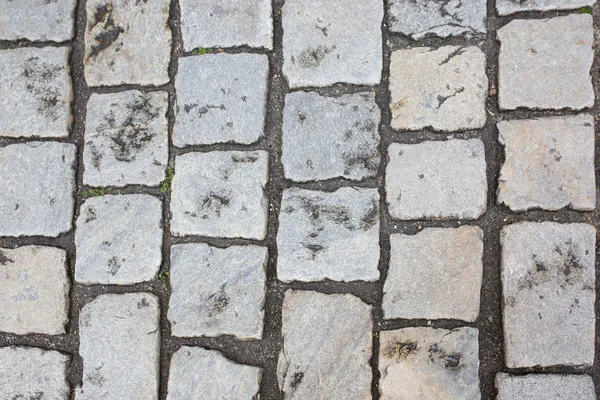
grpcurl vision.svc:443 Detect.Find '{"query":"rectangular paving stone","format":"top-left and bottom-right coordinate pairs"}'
top-left (76, 293), bottom-right (160, 400)
top-left (282, 0), bottom-right (383, 88)
top-left (497, 0), bottom-right (594, 15)
top-left (498, 15), bottom-right (594, 110)
top-left (498, 115), bottom-right (595, 211)
top-left (379, 327), bottom-right (480, 399)
top-left (496, 373), bottom-right (596, 400)
top-left (174, 54), bottom-right (269, 146)
top-left (277, 187), bottom-right (380, 282)
top-left (282, 91), bottom-right (381, 182)
top-left (277, 290), bottom-right (372, 399)
top-left (0, 47), bottom-right (72, 138)
top-left (0, 142), bottom-right (76, 237)
top-left (386, 139), bottom-right (487, 220)
top-left (170, 151), bottom-right (269, 239)
top-left (168, 243), bottom-right (267, 339)
top-left (501, 222), bottom-right (596, 368)
top-left (84, 0), bottom-right (171, 86)
top-left (383, 226), bottom-right (483, 322)
top-left (83, 90), bottom-right (169, 187)
top-left (0, 0), bottom-right (76, 41)
top-left (390, 46), bottom-right (487, 131)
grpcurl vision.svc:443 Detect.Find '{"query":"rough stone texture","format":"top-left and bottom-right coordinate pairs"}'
top-left (498, 115), bottom-right (595, 211)
top-left (0, 246), bottom-right (69, 335)
top-left (84, 0), bottom-right (171, 86)
top-left (383, 226), bottom-right (484, 322)
top-left (379, 327), bottom-right (480, 399)
top-left (0, 347), bottom-right (70, 399)
top-left (496, 373), bottom-right (596, 400)
top-left (497, 0), bottom-right (594, 15)
top-left (75, 194), bottom-right (163, 284)
top-left (282, 91), bottom-right (381, 182)
top-left (0, 142), bottom-right (76, 237)
top-left (277, 291), bottom-right (372, 399)
top-left (501, 222), bottom-right (596, 368)
top-left (171, 151), bottom-right (269, 239)
top-left (498, 15), bottom-right (594, 110)
top-left (76, 293), bottom-right (160, 400)
top-left (282, 0), bottom-right (383, 88)
top-left (277, 187), bottom-right (380, 282)
top-left (167, 347), bottom-right (262, 399)
top-left (0, 0), bottom-right (76, 41)
top-left (174, 54), bottom-right (268, 146)
top-left (386, 139), bottom-right (487, 220)
top-left (83, 90), bottom-right (169, 187)
top-left (389, 46), bottom-right (487, 131)
top-left (179, 0), bottom-right (272, 51)
top-left (389, 0), bottom-right (486, 39)
top-left (169, 243), bottom-right (267, 339)
top-left (0, 47), bottom-right (72, 138)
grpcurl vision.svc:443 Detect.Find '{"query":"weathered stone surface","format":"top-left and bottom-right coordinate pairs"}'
top-left (277, 187), bottom-right (380, 282)
top-left (0, 47), bottom-right (72, 138)
top-left (84, 0), bottom-right (171, 86)
top-left (75, 194), bottom-right (163, 284)
top-left (170, 151), bottom-right (269, 239)
top-left (383, 226), bottom-right (483, 321)
top-left (386, 139), bottom-right (487, 220)
top-left (282, 0), bottom-right (383, 88)
top-left (277, 290), bottom-right (372, 399)
top-left (379, 327), bottom-right (480, 399)
top-left (389, 46), bottom-right (487, 131)
top-left (282, 91), bottom-right (381, 182)
top-left (496, 373), bottom-right (596, 400)
top-left (0, 246), bottom-right (69, 335)
top-left (389, 0), bottom-right (486, 39)
top-left (498, 15), bottom-right (594, 110)
top-left (169, 243), bottom-right (267, 338)
top-left (501, 222), bottom-right (595, 368)
top-left (498, 115), bottom-right (595, 211)
top-left (174, 54), bottom-right (268, 146)
top-left (497, 0), bottom-right (594, 15)
top-left (83, 90), bottom-right (169, 187)
top-left (0, 0), bottom-right (76, 41)
top-left (0, 347), bottom-right (70, 399)
top-left (0, 142), bottom-right (76, 237)
top-left (167, 347), bottom-right (262, 399)
top-left (179, 0), bottom-right (272, 51)
top-left (76, 293), bottom-right (160, 400)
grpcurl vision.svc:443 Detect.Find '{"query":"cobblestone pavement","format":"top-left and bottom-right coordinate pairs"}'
top-left (0, 0), bottom-right (599, 399)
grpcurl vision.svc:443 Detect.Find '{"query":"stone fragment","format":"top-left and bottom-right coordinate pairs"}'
top-left (277, 290), bottom-right (372, 399)
top-left (496, 373), bottom-right (596, 400)
top-left (282, 91), bottom-right (381, 182)
top-left (497, 0), bottom-right (594, 15)
top-left (501, 222), bottom-right (595, 368)
top-left (0, 0), bottom-right (76, 41)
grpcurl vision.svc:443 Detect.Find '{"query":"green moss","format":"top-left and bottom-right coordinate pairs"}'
top-left (578, 6), bottom-right (593, 13)
top-left (191, 47), bottom-right (210, 55)
top-left (160, 166), bottom-right (175, 194)
top-left (79, 187), bottom-right (121, 197)
top-left (157, 270), bottom-right (170, 286)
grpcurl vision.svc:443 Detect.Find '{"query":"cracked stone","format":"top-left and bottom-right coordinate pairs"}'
top-left (496, 373), bottom-right (596, 400)
top-left (0, 0), bottom-right (76, 41)
top-left (497, 0), bottom-right (594, 15)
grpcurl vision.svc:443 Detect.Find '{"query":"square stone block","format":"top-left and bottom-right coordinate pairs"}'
top-left (496, 373), bottom-right (596, 400)
top-left (0, 0), bottom-right (76, 41)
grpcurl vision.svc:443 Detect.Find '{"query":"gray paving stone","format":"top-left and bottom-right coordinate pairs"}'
top-left (0, 0), bottom-right (76, 41)
top-left (277, 187), bottom-right (380, 282)
top-left (0, 246), bottom-right (69, 335)
top-left (170, 151), bottom-right (269, 239)
top-left (498, 15), bottom-right (594, 110)
top-left (76, 293), bottom-right (160, 400)
top-left (277, 290), bottom-right (372, 399)
top-left (501, 222), bottom-right (596, 368)
top-left (389, 46), bottom-right (487, 131)
top-left (0, 347), bottom-right (70, 399)
top-left (174, 54), bottom-right (268, 146)
top-left (497, 0), bottom-right (594, 15)
top-left (383, 226), bottom-right (483, 322)
top-left (84, 0), bottom-right (171, 86)
top-left (83, 90), bottom-right (169, 187)
top-left (0, 142), bottom-right (76, 237)
top-left (379, 327), bottom-right (480, 399)
top-left (496, 373), bottom-right (596, 400)
top-left (498, 115), bottom-right (595, 212)
top-left (282, 0), bottom-right (383, 88)
top-left (75, 194), bottom-right (163, 284)
top-left (169, 243), bottom-right (267, 339)
top-left (282, 91), bottom-right (381, 182)
top-left (179, 0), bottom-right (272, 51)
top-left (167, 347), bottom-right (262, 400)
top-left (0, 47), bottom-right (72, 138)
top-left (389, 0), bottom-right (486, 39)
top-left (386, 139), bottom-right (487, 220)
